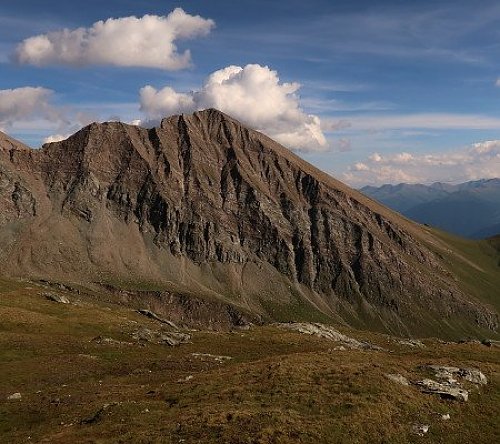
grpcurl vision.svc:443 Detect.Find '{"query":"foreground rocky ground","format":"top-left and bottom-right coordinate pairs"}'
top-left (1, 278), bottom-right (499, 443)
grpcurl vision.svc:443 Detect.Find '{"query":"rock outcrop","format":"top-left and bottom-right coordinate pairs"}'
top-left (415, 378), bottom-right (469, 402)
top-left (44, 293), bottom-right (71, 304)
top-left (0, 109), bottom-right (497, 336)
top-left (278, 322), bottom-right (383, 350)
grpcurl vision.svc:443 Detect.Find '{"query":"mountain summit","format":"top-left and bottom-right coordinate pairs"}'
top-left (0, 109), bottom-right (497, 336)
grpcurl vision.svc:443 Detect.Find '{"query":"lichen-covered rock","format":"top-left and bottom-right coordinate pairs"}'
top-left (411, 424), bottom-right (430, 436)
top-left (191, 353), bottom-right (232, 363)
top-left (415, 378), bottom-right (469, 402)
top-left (397, 339), bottom-right (425, 348)
top-left (423, 364), bottom-right (487, 385)
top-left (44, 293), bottom-right (70, 304)
top-left (131, 327), bottom-right (190, 346)
top-left (458, 368), bottom-right (488, 385)
top-left (279, 322), bottom-right (383, 350)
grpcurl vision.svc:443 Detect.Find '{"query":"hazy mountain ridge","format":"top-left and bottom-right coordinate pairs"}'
top-left (361, 179), bottom-right (500, 239)
top-left (0, 109), bottom-right (498, 336)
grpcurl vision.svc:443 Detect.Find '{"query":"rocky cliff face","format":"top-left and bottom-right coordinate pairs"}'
top-left (0, 109), bottom-right (497, 335)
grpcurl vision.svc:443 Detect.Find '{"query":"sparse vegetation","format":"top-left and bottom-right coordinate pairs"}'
top-left (430, 229), bottom-right (500, 312)
top-left (1, 279), bottom-right (499, 443)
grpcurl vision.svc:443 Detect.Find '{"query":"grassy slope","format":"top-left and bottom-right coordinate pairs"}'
top-left (1, 278), bottom-right (499, 443)
top-left (428, 229), bottom-right (500, 314)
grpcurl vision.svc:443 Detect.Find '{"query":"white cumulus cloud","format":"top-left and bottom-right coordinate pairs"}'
top-left (14, 8), bottom-right (214, 70)
top-left (139, 64), bottom-right (327, 151)
top-left (343, 140), bottom-right (500, 186)
top-left (0, 87), bottom-right (63, 128)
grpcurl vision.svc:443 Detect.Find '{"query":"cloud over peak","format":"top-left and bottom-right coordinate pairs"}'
top-left (14, 8), bottom-right (215, 70)
top-left (140, 64), bottom-right (327, 151)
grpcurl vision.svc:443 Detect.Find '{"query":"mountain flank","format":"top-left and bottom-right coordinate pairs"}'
top-left (0, 109), bottom-right (498, 337)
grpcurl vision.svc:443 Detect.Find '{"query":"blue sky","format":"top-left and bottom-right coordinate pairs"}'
top-left (2, 0), bottom-right (500, 185)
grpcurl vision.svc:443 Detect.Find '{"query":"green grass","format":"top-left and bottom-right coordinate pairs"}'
top-left (0, 278), bottom-right (499, 443)
top-left (430, 229), bottom-right (500, 313)
top-left (258, 291), bottom-right (334, 324)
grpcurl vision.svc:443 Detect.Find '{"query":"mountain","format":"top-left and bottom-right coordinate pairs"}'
top-left (474, 222), bottom-right (500, 239)
top-left (0, 109), bottom-right (498, 337)
top-left (360, 183), bottom-right (450, 213)
top-left (361, 179), bottom-right (500, 239)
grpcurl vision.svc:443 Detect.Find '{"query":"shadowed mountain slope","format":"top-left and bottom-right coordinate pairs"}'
top-left (0, 109), bottom-right (498, 337)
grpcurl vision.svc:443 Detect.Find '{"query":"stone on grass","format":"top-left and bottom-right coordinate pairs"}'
top-left (279, 322), bottom-right (384, 351)
top-left (411, 424), bottom-right (430, 436)
top-left (177, 375), bottom-right (194, 383)
top-left (385, 373), bottom-right (410, 386)
top-left (423, 364), bottom-right (487, 385)
top-left (131, 327), bottom-right (190, 346)
top-left (191, 353), bottom-right (232, 363)
top-left (415, 378), bottom-right (469, 402)
top-left (397, 339), bottom-right (426, 348)
top-left (91, 336), bottom-right (132, 346)
top-left (7, 392), bottom-right (21, 400)
top-left (458, 368), bottom-right (487, 385)
top-left (44, 293), bottom-right (70, 304)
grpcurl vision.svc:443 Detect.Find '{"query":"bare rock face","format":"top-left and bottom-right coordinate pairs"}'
top-left (0, 134), bottom-right (37, 225)
top-left (0, 109), bottom-right (498, 335)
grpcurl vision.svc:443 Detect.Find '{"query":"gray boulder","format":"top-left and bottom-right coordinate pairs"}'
top-left (458, 368), bottom-right (488, 385)
top-left (132, 327), bottom-right (190, 346)
top-left (415, 378), bottom-right (469, 402)
top-left (279, 322), bottom-right (384, 351)
top-left (411, 424), bottom-right (430, 436)
top-left (44, 293), bottom-right (70, 304)
top-left (423, 364), bottom-right (487, 385)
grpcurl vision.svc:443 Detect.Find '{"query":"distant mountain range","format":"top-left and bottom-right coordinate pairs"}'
top-left (361, 179), bottom-right (500, 239)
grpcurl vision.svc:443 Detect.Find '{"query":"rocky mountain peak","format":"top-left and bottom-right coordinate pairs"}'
top-left (0, 110), bottom-right (498, 336)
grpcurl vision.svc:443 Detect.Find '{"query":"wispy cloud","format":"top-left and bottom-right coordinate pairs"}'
top-left (323, 113), bottom-right (500, 132)
top-left (224, 3), bottom-right (500, 65)
top-left (303, 98), bottom-right (395, 114)
top-left (343, 140), bottom-right (500, 186)
top-left (303, 80), bottom-right (369, 93)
